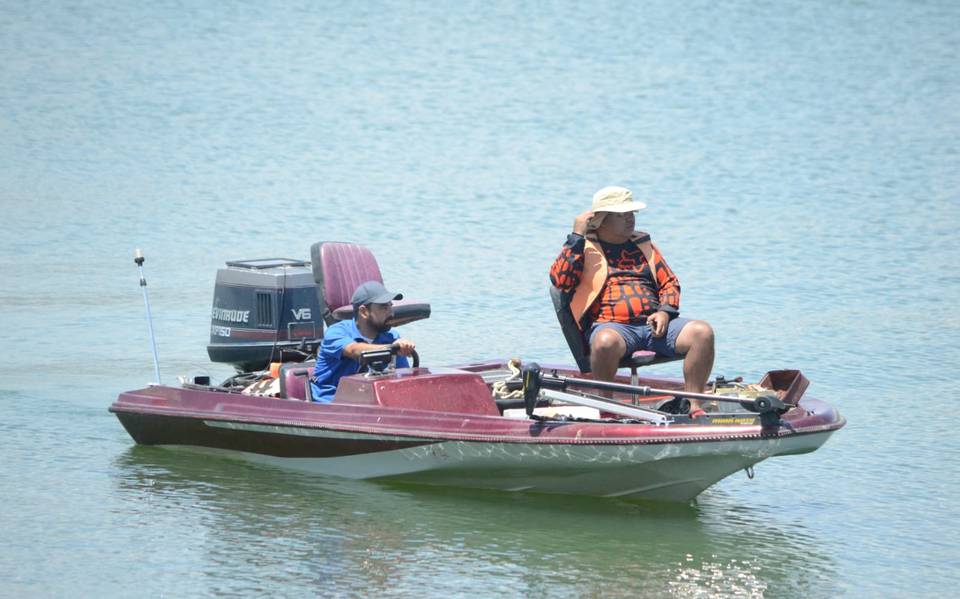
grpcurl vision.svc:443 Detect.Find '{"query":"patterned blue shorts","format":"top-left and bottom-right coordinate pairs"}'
top-left (589, 317), bottom-right (691, 358)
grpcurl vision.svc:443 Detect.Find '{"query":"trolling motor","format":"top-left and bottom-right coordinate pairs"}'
top-left (522, 370), bottom-right (789, 417)
top-left (134, 249), bottom-right (162, 384)
top-left (521, 363), bottom-right (543, 416)
top-left (518, 363), bottom-right (671, 424)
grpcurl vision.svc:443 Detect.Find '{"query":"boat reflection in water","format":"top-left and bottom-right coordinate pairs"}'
top-left (111, 446), bottom-right (839, 597)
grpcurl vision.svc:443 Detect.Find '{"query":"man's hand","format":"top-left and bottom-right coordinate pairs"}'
top-left (572, 210), bottom-right (596, 235)
top-left (647, 311), bottom-right (670, 338)
top-left (390, 338), bottom-right (416, 356)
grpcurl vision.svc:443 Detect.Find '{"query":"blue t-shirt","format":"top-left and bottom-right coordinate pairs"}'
top-left (309, 319), bottom-right (407, 403)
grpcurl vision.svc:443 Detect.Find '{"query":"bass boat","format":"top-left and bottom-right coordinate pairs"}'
top-left (110, 242), bottom-right (844, 502)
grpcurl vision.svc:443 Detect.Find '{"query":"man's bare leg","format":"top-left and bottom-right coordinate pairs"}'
top-left (674, 321), bottom-right (715, 412)
top-left (590, 328), bottom-right (627, 396)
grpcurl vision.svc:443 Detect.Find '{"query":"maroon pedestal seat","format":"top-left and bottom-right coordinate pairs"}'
top-left (310, 241), bottom-right (430, 327)
top-left (278, 361), bottom-right (315, 401)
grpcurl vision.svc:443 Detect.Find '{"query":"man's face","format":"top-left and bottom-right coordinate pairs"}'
top-left (596, 210), bottom-right (636, 241)
top-left (361, 302), bottom-right (394, 333)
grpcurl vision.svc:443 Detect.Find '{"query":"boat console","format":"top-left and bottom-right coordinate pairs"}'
top-left (334, 367), bottom-right (500, 415)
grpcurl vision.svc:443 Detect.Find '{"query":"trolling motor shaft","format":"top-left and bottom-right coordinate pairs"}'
top-left (544, 373), bottom-right (788, 415)
top-left (517, 362), bottom-right (788, 417)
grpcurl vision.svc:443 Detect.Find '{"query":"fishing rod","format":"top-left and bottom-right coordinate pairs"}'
top-left (134, 248), bottom-right (162, 384)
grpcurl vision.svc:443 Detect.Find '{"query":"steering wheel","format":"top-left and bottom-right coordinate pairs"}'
top-left (390, 343), bottom-right (419, 368)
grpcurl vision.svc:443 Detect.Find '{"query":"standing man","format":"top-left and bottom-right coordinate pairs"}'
top-left (309, 280), bottom-right (416, 403)
top-left (549, 186), bottom-right (715, 415)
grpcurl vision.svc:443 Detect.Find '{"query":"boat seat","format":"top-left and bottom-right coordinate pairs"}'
top-left (549, 285), bottom-right (680, 384)
top-left (278, 361), bottom-right (315, 401)
top-left (310, 241), bottom-right (431, 326)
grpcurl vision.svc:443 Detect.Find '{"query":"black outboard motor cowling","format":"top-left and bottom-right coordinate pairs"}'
top-left (207, 258), bottom-right (322, 372)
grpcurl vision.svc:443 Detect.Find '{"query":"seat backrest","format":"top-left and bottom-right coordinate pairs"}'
top-left (549, 285), bottom-right (592, 373)
top-left (311, 242), bottom-right (384, 325)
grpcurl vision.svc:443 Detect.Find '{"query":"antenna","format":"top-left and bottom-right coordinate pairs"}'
top-left (134, 248), bottom-right (162, 384)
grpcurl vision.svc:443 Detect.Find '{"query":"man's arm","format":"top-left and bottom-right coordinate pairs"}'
top-left (343, 338), bottom-right (415, 360)
top-left (342, 341), bottom-right (393, 360)
top-left (651, 242), bottom-right (681, 315)
top-left (550, 233), bottom-right (587, 291)
top-left (643, 244), bottom-right (681, 338)
top-left (550, 210), bottom-right (596, 291)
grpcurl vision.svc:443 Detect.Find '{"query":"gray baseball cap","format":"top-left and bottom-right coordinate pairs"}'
top-left (351, 280), bottom-right (402, 310)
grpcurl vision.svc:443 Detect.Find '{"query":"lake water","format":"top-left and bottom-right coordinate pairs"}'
top-left (1, 1), bottom-right (958, 596)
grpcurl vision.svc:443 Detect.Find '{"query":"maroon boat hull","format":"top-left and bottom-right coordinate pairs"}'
top-left (110, 365), bottom-right (844, 501)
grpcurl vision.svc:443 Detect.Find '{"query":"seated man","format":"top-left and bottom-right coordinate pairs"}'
top-left (309, 280), bottom-right (417, 403)
top-left (549, 186), bottom-right (715, 415)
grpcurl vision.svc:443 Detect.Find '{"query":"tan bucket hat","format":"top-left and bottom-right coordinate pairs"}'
top-left (591, 186), bottom-right (647, 213)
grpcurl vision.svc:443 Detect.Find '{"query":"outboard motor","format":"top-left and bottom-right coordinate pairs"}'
top-left (207, 258), bottom-right (322, 372)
